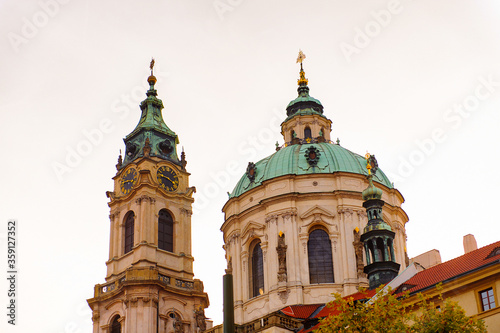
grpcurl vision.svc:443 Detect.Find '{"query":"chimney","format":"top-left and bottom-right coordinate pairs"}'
top-left (463, 234), bottom-right (478, 254)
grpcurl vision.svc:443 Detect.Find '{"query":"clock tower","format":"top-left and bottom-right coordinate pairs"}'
top-left (87, 61), bottom-right (209, 333)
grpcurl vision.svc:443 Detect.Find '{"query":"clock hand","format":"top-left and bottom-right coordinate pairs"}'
top-left (161, 174), bottom-right (174, 182)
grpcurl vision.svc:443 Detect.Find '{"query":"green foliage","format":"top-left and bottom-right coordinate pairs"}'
top-left (314, 287), bottom-right (486, 333)
top-left (411, 295), bottom-right (486, 333)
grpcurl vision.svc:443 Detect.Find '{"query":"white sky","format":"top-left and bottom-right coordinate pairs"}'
top-left (1, 0), bottom-right (500, 332)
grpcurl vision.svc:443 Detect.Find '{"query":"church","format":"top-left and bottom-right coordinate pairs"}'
top-left (87, 54), bottom-right (500, 332)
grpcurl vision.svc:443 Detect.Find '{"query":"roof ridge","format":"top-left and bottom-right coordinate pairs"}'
top-left (439, 240), bottom-right (500, 265)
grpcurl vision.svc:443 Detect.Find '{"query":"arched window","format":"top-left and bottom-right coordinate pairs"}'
top-left (158, 209), bottom-right (174, 252)
top-left (308, 229), bottom-right (334, 283)
top-left (251, 241), bottom-right (264, 297)
top-left (124, 212), bottom-right (134, 254)
top-left (304, 127), bottom-right (312, 140)
top-left (111, 315), bottom-right (121, 333)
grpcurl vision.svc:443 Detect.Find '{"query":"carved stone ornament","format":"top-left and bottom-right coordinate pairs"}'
top-left (276, 232), bottom-right (288, 282)
top-left (173, 314), bottom-right (184, 333)
top-left (246, 162), bottom-right (257, 182)
top-left (304, 146), bottom-right (321, 167)
top-left (143, 137), bottom-right (152, 157)
top-left (278, 288), bottom-right (291, 304)
top-left (92, 311), bottom-right (100, 322)
top-left (116, 152), bottom-right (123, 170)
top-left (135, 195), bottom-right (156, 205)
top-left (368, 154), bottom-right (379, 176)
top-left (180, 150), bottom-right (187, 170)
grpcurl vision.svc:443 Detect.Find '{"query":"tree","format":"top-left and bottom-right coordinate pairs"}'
top-left (411, 294), bottom-right (486, 333)
top-left (315, 287), bottom-right (486, 333)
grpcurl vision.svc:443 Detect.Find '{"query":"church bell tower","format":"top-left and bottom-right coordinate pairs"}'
top-left (87, 60), bottom-right (209, 333)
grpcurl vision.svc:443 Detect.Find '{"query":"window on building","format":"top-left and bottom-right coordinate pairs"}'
top-left (251, 241), bottom-right (264, 297)
top-left (124, 212), bottom-right (134, 254)
top-left (158, 209), bottom-right (174, 252)
top-left (308, 229), bottom-right (334, 284)
top-left (480, 288), bottom-right (496, 311)
top-left (111, 316), bottom-right (121, 333)
top-left (304, 127), bottom-right (312, 141)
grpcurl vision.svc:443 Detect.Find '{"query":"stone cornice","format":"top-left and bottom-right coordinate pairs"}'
top-left (135, 194), bottom-right (156, 205)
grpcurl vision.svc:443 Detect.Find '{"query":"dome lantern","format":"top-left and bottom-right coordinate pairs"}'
top-left (281, 51), bottom-right (332, 146)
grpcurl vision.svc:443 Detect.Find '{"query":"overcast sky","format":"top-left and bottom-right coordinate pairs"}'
top-left (1, 0), bottom-right (500, 332)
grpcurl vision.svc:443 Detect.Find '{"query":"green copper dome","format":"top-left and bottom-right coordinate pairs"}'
top-left (362, 176), bottom-right (384, 201)
top-left (229, 142), bottom-right (393, 198)
top-left (119, 68), bottom-right (182, 169)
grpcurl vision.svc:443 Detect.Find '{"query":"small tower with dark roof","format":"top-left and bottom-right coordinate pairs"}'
top-left (360, 153), bottom-right (400, 290)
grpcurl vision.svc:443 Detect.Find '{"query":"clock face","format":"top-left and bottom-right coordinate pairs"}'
top-left (157, 166), bottom-right (179, 191)
top-left (120, 168), bottom-right (138, 194)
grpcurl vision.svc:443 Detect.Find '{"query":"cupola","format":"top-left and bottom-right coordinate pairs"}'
top-left (281, 51), bottom-right (332, 145)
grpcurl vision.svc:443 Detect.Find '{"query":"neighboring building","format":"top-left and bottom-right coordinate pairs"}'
top-left (87, 64), bottom-right (209, 333)
top-left (398, 236), bottom-right (500, 330)
top-left (220, 54), bottom-right (409, 328)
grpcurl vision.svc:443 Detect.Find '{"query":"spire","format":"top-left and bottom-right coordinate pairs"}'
top-left (147, 58), bottom-right (157, 97)
top-left (297, 50), bottom-right (309, 96)
top-left (362, 153), bottom-right (383, 202)
top-left (286, 50), bottom-right (324, 118)
top-left (360, 153), bottom-right (400, 290)
top-left (120, 59), bottom-right (181, 169)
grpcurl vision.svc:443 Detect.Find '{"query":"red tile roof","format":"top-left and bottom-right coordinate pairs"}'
top-left (402, 241), bottom-right (500, 294)
top-left (288, 290), bottom-right (378, 333)
top-left (313, 289), bottom-right (377, 319)
top-left (280, 304), bottom-right (322, 319)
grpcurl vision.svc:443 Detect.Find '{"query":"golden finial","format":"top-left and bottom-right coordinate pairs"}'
top-left (354, 227), bottom-right (359, 233)
top-left (365, 152), bottom-right (372, 175)
top-left (279, 231), bottom-right (284, 237)
top-left (296, 50), bottom-right (308, 86)
top-left (148, 57), bottom-right (157, 85)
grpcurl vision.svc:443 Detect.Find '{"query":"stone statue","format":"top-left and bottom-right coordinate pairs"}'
top-left (225, 256), bottom-right (233, 275)
top-left (277, 232), bottom-right (287, 282)
top-left (194, 307), bottom-right (206, 332)
top-left (173, 315), bottom-right (183, 333)
top-left (353, 228), bottom-right (366, 278)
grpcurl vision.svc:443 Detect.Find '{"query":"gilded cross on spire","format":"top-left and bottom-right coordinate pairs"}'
top-left (150, 58), bottom-right (155, 75)
top-left (365, 153), bottom-right (379, 176)
top-left (148, 57), bottom-right (157, 86)
top-left (296, 50), bottom-right (308, 86)
top-left (296, 50), bottom-right (306, 64)
top-left (365, 153), bottom-right (372, 175)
